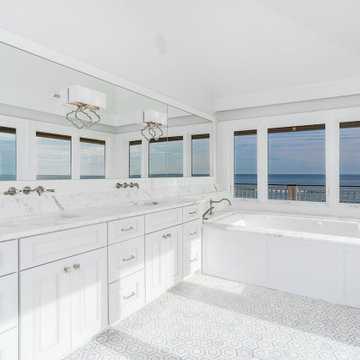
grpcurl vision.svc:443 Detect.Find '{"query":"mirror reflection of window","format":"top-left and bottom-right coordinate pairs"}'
top-left (129, 140), bottom-right (142, 178)
top-left (340, 122), bottom-right (360, 203)
top-left (0, 126), bottom-right (16, 181)
top-left (149, 136), bottom-right (183, 178)
top-left (80, 138), bottom-right (105, 179)
top-left (192, 134), bottom-right (210, 177)
top-left (36, 132), bottom-right (71, 180)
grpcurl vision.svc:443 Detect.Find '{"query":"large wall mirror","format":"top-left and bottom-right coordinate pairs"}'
top-left (0, 42), bottom-right (213, 181)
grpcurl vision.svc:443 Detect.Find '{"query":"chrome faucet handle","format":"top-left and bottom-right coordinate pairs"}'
top-left (129, 182), bottom-right (139, 189)
top-left (22, 186), bottom-right (34, 195)
top-left (4, 187), bottom-right (21, 196)
top-left (34, 186), bottom-right (55, 196)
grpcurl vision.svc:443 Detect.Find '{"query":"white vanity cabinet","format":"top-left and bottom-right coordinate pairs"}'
top-left (145, 225), bottom-right (183, 302)
top-left (20, 239), bottom-right (108, 360)
top-left (183, 219), bottom-right (202, 278)
top-left (9, 200), bottom-right (203, 360)
top-left (0, 239), bottom-right (18, 360)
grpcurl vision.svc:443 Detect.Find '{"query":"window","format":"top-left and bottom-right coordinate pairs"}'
top-left (36, 132), bottom-right (71, 180)
top-left (80, 138), bottom-right (105, 179)
top-left (192, 134), bottom-right (210, 177)
top-left (234, 130), bottom-right (257, 198)
top-left (129, 140), bottom-right (142, 178)
top-left (149, 136), bottom-right (183, 177)
top-left (0, 126), bottom-right (16, 181)
top-left (340, 122), bottom-right (360, 203)
top-left (268, 124), bottom-right (325, 201)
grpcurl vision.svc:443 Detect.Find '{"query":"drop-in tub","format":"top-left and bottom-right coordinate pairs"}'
top-left (202, 210), bottom-right (360, 307)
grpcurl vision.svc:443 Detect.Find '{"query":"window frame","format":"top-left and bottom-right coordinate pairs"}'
top-left (191, 133), bottom-right (210, 177)
top-left (267, 124), bottom-right (326, 202)
top-left (129, 139), bottom-right (142, 178)
top-left (233, 129), bottom-right (258, 199)
top-left (36, 131), bottom-right (72, 180)
top-left (0, 126), bottom-right (17, 181)
top-left (79, 137), bottom-right (106, 179)
top-left (148, 136), bottom-right (184, 178)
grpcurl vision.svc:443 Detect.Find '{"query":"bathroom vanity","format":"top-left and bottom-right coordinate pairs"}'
top-left (0, 200), bottom-right (202, 360)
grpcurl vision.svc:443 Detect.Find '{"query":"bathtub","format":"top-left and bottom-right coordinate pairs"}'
top-left (202, 210), bottom-right (360, 308)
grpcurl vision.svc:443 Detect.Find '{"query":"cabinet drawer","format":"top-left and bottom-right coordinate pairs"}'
top-left (0, 273), bottom-right (18, 334)
top-left (109, 270), bottom-right (145, 324)
top-left (145, 208), bottom-right (182, 234)
top-left (108, 236), bottom-right (144, 283)
top-left (108, 216), bottom-right (144, 245)
top-left (20, 223), bottom-right (107, 269)
top-left (0, 240), bottom-right (18, 277)
top-left (183, 204), bottom-right (201, 223)
top-left (0, 327), bottom-right (18, 360)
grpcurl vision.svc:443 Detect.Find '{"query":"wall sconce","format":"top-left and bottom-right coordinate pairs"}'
top-left (58, 85), bottom-right (107, 129)
top-left (141, 109), bottom-right (167, 142)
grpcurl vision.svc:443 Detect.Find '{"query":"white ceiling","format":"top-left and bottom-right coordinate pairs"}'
top-left (0, 0), bottom-right (360, 113)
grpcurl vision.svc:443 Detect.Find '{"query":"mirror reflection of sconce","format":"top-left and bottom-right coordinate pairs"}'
top-left (141, 109), bottom-right (167, 142)
top-left (56, 85), bottom-right (107, 129)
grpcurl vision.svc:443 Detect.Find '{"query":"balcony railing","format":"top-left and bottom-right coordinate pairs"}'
top-left (234, 183), bottom-right (360, 203)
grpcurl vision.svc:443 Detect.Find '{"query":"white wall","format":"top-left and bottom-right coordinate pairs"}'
top-left (216, 105), bottom-right (360, 219)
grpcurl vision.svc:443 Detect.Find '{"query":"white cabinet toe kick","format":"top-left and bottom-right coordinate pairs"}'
top-left (2, 202), bottom-right (201, 360)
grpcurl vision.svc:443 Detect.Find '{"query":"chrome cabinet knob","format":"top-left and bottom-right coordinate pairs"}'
top-left (73, 264), bottom-right (80, 270)
top-left (64, 266), bottom-right (71, 273)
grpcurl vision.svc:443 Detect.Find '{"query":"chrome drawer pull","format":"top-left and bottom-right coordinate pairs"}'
top-left (122, 255), bottom-right (135, 262)
top-left (73, 264), bottom-right (80, 270)
top-left (121, 226), bottom-right (135, 232)
top-left (123, 291), bottom-right (136, 300)
top-left (189, 231), bottom-right (198, 236)
top-left (162, 233), bottom-right (172, 239)
top-left (64, 266), bottom-right (71, 273)
top-left (189, 211), bottom-right (197, 215)
top-left (190, 258), bottom-right (198, 263)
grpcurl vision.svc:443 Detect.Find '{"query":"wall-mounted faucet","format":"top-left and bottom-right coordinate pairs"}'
top-left (3, 185), bottom-right (55, 196)
top-left (202, 198), bottom-right (232, 220)
top-left (116, 182), bottom-right (139, 189)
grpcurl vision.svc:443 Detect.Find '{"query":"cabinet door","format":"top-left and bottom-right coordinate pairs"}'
top-left (183, 220), bottom-right (202, 278)
top-left (145, 231), bottom-right (167, 302)
top-left (0, 273), bottom-right (18, 334)
top-left (20, 258), bottom-right (71, 360)
top-left (0, 327), bottom-right (18, 360)
top-left (163, 225), bottom-right (183, 289)
top-left (70, 247), bottom-right (108, 348)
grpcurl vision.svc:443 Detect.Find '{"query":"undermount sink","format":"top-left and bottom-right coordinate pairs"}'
top-left (132, 201), bottom-right (160, 206)
top-left (0, 212), bottom-right (81, 227)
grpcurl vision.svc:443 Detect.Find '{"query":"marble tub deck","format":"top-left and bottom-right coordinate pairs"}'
top-left (64, 274), bottom-right (360, 360)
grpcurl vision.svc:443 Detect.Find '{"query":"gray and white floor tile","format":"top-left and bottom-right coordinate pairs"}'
top-left (64, 274), bottom-right (360, 360)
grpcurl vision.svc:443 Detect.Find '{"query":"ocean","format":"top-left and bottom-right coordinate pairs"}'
top-left (235, 174), bottom-right (360, 189)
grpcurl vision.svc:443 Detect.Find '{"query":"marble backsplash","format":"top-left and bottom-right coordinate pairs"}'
top-left (0, 182), bottom-right (221, 220)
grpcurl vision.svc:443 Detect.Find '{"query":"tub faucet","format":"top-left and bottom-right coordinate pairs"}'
top-left (202, 198), bottom-right (232, 220)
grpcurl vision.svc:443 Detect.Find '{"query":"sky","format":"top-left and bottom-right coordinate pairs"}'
top-left (234, 130), bottom-right (327, 175)
top-left (0, 131), bottom-right (16, 178)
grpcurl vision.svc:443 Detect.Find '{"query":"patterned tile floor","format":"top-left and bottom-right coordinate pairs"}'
top-left (65, 274), bottom-right (360, 360)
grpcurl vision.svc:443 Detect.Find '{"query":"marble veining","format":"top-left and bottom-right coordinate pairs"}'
top-left (64, 273), bottom-right (360, 360)
top-left (0, 183), bottom-right (228, 241)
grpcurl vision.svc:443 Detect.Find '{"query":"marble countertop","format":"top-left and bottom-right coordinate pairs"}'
top-left (0, 198), bottom-right (200, 242)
